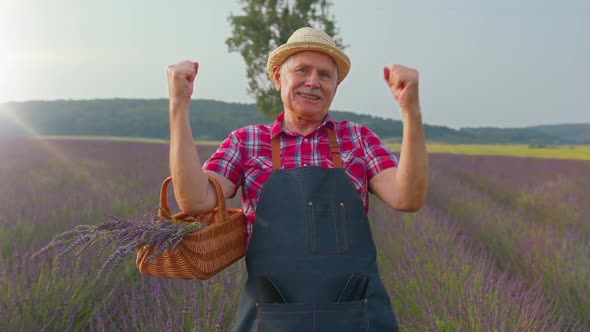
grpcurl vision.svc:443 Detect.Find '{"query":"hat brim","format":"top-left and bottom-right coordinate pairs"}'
top-left (267, 42), bottom-right (350, 82)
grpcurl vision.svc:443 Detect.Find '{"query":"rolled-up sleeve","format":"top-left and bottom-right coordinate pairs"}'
top-left (361, 126), bottom-right (398, 181)
top-left (203, 130), bottom-right (243, 188)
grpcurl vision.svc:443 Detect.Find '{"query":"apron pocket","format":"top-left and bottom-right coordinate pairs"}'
top-left (308, 199), bottom-right (349, 254)
top-left (256, 300), bottom-right (368, 332)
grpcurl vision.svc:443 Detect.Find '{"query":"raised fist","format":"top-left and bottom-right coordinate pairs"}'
top-left (167, 61), bottom-right (199, 104)
top-left (383, 64), bottom-right (420, 113)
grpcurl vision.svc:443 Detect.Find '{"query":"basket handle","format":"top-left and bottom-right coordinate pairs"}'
top-left (158, 175), bottom-right (228, 224)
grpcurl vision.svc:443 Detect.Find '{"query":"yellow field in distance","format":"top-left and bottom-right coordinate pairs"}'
top-left (17, 136), bottom-right (590, 161)
top-left (386, 143), bottom-right (590, 160)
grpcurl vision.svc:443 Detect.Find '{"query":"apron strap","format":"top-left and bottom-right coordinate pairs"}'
top-left (272, 134), bottom-right (281, 170)
top-left (271, 128), bottom-right (342, 170)
top-left (327, 128), bottom-right (343, 168)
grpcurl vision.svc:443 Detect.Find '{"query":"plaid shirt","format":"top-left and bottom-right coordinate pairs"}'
top-left (203, 112), bottom-right (398, 240)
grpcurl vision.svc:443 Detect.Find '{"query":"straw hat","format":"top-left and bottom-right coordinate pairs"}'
top-left (267, 27), bottom-right (351, 82)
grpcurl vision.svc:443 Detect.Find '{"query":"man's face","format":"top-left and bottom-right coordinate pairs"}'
top-left (273, 51), bottom-right (339, 120)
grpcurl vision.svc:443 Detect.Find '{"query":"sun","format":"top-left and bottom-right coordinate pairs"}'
top-left (0, 51), bottom-right (19, 103)
top-left (0, 2), bottom-right (110, 197)
top-left (0, 11), bottom-right (17, 102)
top-left (0, 2), bottom-right (36, 103)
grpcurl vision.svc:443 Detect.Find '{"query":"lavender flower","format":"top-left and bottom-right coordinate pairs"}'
top-left (32, 209), bottom-right (208, 280)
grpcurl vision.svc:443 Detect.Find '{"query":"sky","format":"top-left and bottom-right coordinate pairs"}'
top-left (0, 0), bottom-right (589, 129)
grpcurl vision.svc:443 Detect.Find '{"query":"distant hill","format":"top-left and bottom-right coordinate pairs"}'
top-left (0, 99), bottom-right (588, 144)
top-left (527, 124), bottom-right (590, 144)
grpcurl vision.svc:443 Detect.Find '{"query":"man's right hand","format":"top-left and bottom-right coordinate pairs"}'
top-left (167, 61), bottom-right (199, 105)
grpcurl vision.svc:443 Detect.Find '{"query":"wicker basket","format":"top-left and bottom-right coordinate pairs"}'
top-left (135, 176), bottom-right (247, 280)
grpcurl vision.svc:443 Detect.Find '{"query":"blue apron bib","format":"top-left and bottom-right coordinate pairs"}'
top-left (231, 128), bottom-right (399, 331)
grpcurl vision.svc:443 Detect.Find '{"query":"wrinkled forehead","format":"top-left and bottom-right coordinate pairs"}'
top-left (284, 51), bottom-right (338, 72)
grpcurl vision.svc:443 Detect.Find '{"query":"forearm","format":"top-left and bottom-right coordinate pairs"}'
top-left (168, 101), bottom-right (216, 213)
top-left (396, 109), bottom-right (429, 210)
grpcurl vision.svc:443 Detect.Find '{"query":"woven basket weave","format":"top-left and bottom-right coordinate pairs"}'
top-left (135, 176), bottom-right (246, 279)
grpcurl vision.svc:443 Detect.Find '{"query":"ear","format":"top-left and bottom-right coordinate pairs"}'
top-left (272, 66), bottom-right (282, 91)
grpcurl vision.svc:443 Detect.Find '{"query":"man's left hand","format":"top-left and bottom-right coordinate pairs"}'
top-left (383, 65), bottom-right (420, 114)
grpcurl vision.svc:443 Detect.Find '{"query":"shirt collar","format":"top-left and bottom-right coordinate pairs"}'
top-left (271, 111), bottom-right (336, 138)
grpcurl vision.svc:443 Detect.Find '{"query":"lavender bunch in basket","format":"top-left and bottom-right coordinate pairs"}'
top-left (32, 209), bottom-right (208, 280)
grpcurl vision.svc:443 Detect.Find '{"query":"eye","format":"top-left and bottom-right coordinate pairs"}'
top-left (296, 67), bottom-right (307, 73)
top-left (320, 71), bottom-right (330, 78)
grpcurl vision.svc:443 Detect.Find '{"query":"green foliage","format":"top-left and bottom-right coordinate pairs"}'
top-left (226, 0), bottom-right (345, 118)
top-left (2, 99), bottom-right (590, 145)
top-left (529, 123), bottom-right (590, 144)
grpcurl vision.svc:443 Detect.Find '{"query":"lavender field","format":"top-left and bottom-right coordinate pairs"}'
top-left (1, 138), bottom-right (589, 331)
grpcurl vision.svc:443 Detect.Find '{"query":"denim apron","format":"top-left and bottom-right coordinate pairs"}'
top-left (231, 128), bottom-right (399, 331)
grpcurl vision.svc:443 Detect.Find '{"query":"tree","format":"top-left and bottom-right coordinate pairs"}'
top-left (226, 0), bottom-right (345, 118)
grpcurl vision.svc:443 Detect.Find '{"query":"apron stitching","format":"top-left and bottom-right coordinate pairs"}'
top-left (256, 303), bottom-right (261, 332)
top-left (313, 303), bottom-right (317, 332)
top-left (308, 201), bottom-right (315, 252)
top-left (335, 168), bottom-right (367, 215)
top-left (259, 309), bottom-right (362, 314)
top-left (341, 202), bottom-right (349, 251)
top-left (364, 298), bottom-right (369, 330)
top-left (331, 201), bottom-right (340, 253)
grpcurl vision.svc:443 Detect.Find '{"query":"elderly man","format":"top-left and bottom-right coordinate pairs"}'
top-left (167, 27), bottom-right (428, 331)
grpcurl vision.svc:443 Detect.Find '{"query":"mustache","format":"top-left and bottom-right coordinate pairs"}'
top-left (295, 87), bottom-right (324, 98)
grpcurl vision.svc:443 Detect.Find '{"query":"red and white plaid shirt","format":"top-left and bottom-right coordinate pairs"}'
top-left (203, 112), bottom-right (398, 240)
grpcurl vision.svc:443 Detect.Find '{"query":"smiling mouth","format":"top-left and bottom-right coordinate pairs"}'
top-left (297, 92), bottom-right (321, 100)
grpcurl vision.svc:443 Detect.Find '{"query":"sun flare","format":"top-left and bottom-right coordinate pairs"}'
top-left (0, 107), bottom-right (109, 197)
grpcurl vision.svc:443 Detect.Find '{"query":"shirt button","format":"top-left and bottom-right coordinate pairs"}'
top-left (303, 138), bottom-right (308, 143)
top-left (303, 163), bottom-right (308, 167)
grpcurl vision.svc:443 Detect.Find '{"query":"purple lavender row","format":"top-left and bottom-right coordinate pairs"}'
top-left (2, 138), bottom-right (588, 330)
top-left (370, 200), bottom-right (571, 330)
top-left (426, 155), bottom-right (589, 329)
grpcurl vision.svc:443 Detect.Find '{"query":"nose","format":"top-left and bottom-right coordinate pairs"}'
top-left (305, 70), bottom-right (320, 89)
